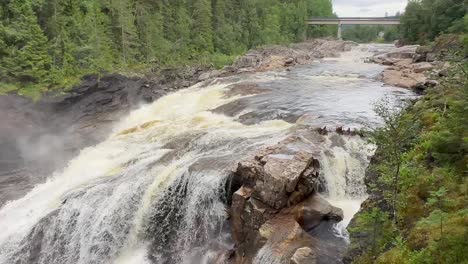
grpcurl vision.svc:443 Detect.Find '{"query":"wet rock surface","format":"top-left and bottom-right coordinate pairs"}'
top-left (231, 39), bottom-right (357, 73)
top-left (372, 43), bottom-right (451, 93)
top-left (0, 39), bottom-right (356, 205)
top-left (0, 70), bottom-right (202, 205)
top-left (229, 134), bottom-right (345, 264)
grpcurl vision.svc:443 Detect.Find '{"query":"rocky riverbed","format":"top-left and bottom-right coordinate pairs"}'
top-left (0, 40), bottom-right (418, 264)
top-left (371, 34), bottom-right (462, 93)
top-left (0, 39), bottom-right (356, 205)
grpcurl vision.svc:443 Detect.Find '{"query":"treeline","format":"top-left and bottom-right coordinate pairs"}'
top-left (0, 0), bottom-right (334, 94)
top-left (399, 0), bottom-right (467, 44)
top-left (342, 25), bottom-right (400, 43)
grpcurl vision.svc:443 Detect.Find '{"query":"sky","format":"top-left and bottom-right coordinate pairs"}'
top-left (332, 0), bottom-right (408, 17)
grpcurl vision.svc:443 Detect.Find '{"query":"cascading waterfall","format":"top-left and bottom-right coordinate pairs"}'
top-left (0, 82), bottom-right (292, 264)
top-left (319, 134), bottom-right (376, 238)
top-left (0, 44), bottom-right (414, 264)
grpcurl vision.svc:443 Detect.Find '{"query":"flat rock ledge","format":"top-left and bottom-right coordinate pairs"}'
top-left (230, 136), bottom-right (344, 264)
top-left (372, 45), bottom-right (448, 92)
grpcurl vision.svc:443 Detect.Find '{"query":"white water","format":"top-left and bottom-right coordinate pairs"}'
top-left (0, 44), bottom-right (413, 264)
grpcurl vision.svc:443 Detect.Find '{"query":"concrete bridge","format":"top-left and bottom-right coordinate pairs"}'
top-left (306, 17), bottom-right (400, 40)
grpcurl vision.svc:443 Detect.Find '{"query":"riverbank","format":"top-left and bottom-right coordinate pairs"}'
top-left (344, 37), bottom-right (467, 263)
top-left (0, 39), bottom-right (356, 205)
top-left (372, 34), bottom-right (463, 93)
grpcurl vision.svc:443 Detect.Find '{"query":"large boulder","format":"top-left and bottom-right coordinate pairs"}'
top-left (230, 135), bottom-right (345, 264)
top-left (286, 194), bottom-right (344, 232)
top-left (381, 69), bottom-right (426, 89)
top-left (236, 147), bottom-right (320, 210)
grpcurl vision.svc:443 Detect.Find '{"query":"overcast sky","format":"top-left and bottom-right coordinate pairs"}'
top-left (332, 0), bottom-right (408, 17)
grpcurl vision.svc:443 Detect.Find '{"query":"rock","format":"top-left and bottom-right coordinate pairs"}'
top-left (230, 39), bottom-right (357, 73)
top-left (416, 45), bottom-right (432, 55)
top-left (395, 59), bottom-right (413, 68)
top-left (284, 57), bottom-right (296, 66)
top-left (412, 62), bottom-right (434, 73)
top-left (253, 215), bottom-right (317, 264)
top-left (291, 247), bottom-right (316, 264)
top-left (230, 133), bottom-right (349, 264)
top-left (381, 69), bottom-right (426, 89)
top-left (286, 194), bottom-right (344, 231)
top-left (236, 148), bottom-right (320, 209)
top-left (372, 45), bottom-right (419, 66)
top-left (426, 53), bottom-right (437, 62)
top-left (425, 79), bottom-right (439, 87)
top-left (198, 70), bottom-right (223, 81)
top-left (231, 186), bottom-right (253, 243)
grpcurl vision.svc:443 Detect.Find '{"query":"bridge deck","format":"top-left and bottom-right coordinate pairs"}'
top-left (307, 17), bottom-right (400, 25)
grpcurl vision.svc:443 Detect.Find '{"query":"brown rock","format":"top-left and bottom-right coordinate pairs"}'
top-left (236, 148), bottom-right (320, 210)
top-left (381, 69), bottom-right (426, 89)
top-left (290, 247), bottom-right (316, 264)
top-left (231, 186), bottom-right (253, 243)
top-left (254, 215), bottom-right (317, 264)
top-left (287, 194), bottom-right (344, 231)
top-left (411, 62), bottom-right (434, 73)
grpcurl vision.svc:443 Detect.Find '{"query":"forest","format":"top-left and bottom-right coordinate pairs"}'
top-left (399, 0), bottom-right (467, 44)
top-left (0, 0), bottom-right (334, 97)
top-left (347, 1), bottom-right (467, 263)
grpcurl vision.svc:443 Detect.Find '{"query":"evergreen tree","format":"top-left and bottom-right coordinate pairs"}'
top-left (213, 0), bottom-right (241, 54)
top-left (135, 0), bottom-right (169, 63)
top-left (0, 0), bottom-right (339, 92)
top-left (0, 0), bottom-right (51, 83)
top-left (111, 0), bottom-right (139, 64)
top-left (190, 0), bottom-right (214, 53)
top-left (82, 0), bottom-right (117, 71)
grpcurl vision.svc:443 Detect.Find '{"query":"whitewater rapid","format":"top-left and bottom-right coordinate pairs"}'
top-left (0, 44), bottom-right (414, 264)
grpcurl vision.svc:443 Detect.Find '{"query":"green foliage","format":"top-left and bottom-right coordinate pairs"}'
top-left (343, 25), bottom-right (400, 43)
top-left (400, 0), bottom-right (466, 44)
top-left (350, 207), bottom-right (397, 261)
top-left (351, 53), bottom-right (468, 263)
top-left (0, 0), bottom-right (336, 98)
top-left (367, 98), bottom-right (420, 222)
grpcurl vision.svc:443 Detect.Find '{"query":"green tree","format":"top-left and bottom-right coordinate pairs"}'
top-left (369, 98), bottom-right (418, 223)
top-left (0, 0), bottom-right (52, 83)
top-left (190, 0), bottom-right (214, 53)
top-left (111, 0), bottom-right (139, 65)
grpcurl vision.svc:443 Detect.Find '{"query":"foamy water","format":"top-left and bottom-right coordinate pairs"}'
top-left (0, 44), bottom-right (413, 264)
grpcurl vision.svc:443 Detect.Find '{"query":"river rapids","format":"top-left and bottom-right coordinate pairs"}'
top-left (0, 44), bottom-right (414, 264)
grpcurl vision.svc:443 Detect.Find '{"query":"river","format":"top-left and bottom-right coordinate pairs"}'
top-left (0, 44), bottom-right (414, 264)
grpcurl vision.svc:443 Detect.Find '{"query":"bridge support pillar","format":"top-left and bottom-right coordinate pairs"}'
top-left (337, 23), bottom-right (342, 40)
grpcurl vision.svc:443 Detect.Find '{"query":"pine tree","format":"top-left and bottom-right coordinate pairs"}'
top-left (1, 0), bottom-right (52, 82)
top-left (213, 0), bottom-right (242, 54)
top-left (111, 0), bottom-right (139, 65)
top-left (190, 0), bottom-right (214, 53)
top-left (82, 0), bottom-right (117, 71)
top-left (135, 0), bottom-right (169, 64)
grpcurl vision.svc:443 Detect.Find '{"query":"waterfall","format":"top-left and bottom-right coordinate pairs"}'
top-left (0, 81), bottom-right (292, 264)
top-left (0, 44), bottom-right (414, 264)
top-left (319, 134), bottom-right (375, 238)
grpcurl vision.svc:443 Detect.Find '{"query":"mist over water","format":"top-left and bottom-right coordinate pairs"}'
top-left (0, 44), bottom-right (414, 264)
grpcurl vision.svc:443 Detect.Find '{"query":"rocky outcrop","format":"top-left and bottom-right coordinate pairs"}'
top-left (373, 35), bottom-right (461, 92)
top-left (230, 135), bottom-right (344, 264)
top-left (231, 39), bottom-right (357, 73)
top-left (0, 69), bottom-right (204, 205)
top-left (372, 45), bottom-right (445, 92)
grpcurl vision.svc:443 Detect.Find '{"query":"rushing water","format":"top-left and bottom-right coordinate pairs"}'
top-left (0, 44), bottom-right (414, 264)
